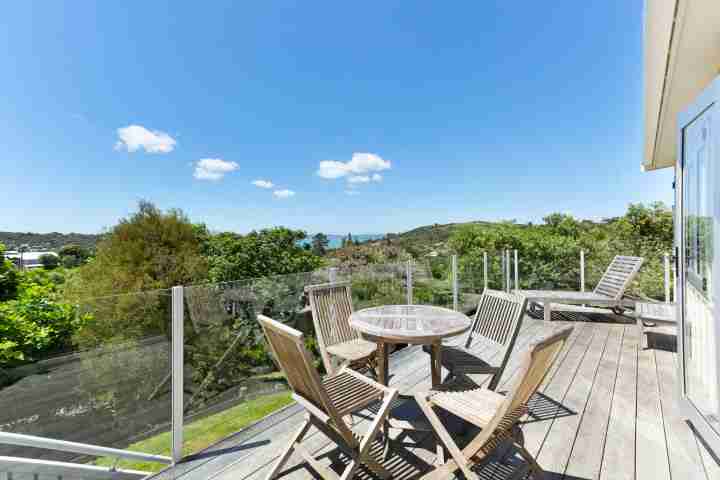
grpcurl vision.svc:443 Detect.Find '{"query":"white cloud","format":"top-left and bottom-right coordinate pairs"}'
top-left (115, 125), bottom-right (177, 153)
top-left (317, 161), bottom-right (349, 179)
top-left (317, 152), bottom-right (391, 179)
top-left (371, 173), bottom-right (383, 182)
top-left (347, 175), bottom-right (371, 184)
top-left (252, 179), bottom-right (274, 189)
top-left (273, 189), bottom-right (295, 199)
top-left (193, 158), bottom-right (239, 181)
top-left (345, 190), bottom-right (360, 196)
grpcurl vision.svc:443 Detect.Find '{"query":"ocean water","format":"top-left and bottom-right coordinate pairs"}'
top-left (299, 233), bottom-right (385, 250)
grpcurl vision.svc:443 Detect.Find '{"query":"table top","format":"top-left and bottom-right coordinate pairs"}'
top-left (349, 304), bottom-right (472, 344)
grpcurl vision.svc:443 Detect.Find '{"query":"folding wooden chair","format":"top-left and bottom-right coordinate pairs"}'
top-left (258, 314), bottom-right (398, 480)
top-left (423, 289), bottom-right (526, 390)
top-left (306, 282), bottom-right (377, 375)
top-left (415, 326), bottom-right (573, 480)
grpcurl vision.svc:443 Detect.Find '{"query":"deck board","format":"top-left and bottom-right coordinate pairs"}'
top-left (599, 325), bottom-right (638, 480)
top-left (564, 324), bottom-right (623, 479)
top-left (534, 322), bottom-right (611, 475)
top-left (149, 317), bottom-right (716, 480)
top-left (655, 348), bottom-right (707, 479)
top-left (635, 344), bottom-right (672, 480)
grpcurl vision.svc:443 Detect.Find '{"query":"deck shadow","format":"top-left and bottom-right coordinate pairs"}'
top-left (645, 331), bottom-right (677, 352)
top-left (179, 439), bottom-right (270, 462)
top-left (522, 392), bottom-right (576, 423)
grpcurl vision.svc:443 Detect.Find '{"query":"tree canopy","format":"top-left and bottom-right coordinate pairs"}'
top-left (311, 233), bottom-right (329, 256)
top-left (0, 243), bottom-right (18, 301)
top-left (66, 201), bottom-right (208, 298)
top-left (205, 227), bottom-right (324, 283)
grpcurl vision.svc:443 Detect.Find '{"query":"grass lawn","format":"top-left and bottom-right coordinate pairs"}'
top-left (95, 390), bottom-right (292, 473)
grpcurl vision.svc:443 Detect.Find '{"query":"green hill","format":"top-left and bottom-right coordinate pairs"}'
top-left (0, 231), bottom-right (101, 252)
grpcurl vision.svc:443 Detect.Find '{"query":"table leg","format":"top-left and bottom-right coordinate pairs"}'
top-left (377, 341), bottom-right (389, 386)
top-left (544, 300), bottom-right (552, 322)
top-left (430, 341), bottom-right (442, 388)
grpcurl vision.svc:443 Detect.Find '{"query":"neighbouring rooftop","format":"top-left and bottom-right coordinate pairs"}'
top-left (148, 315), bottom-right (719, 480)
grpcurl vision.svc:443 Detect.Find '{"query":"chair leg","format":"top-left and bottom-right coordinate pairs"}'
top-left (414, 392), bottom-right (478, 480)
top-left (544, 302), bottom-right (552, 322)
top-left (339, 459), bottom-right (360, 480)
top-left (357, 391), bottom-right (397, 478)
top-left (265, 418), bottom-right (312, 480)
top-left (514, 442), bottom-right (546, 480)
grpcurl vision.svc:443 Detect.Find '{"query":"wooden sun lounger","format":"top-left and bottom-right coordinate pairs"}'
top-left (521, 255), bottom-right (644, 321)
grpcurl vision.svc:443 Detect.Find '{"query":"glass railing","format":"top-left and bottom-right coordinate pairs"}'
top-left (1, 252), bottom-right (674, 472)
top-left (0, 289), bottom-right (173, 469)
top-left (336, 262), bottom-right (407, 309)
top-left (412, 256), bottom-right (454, 309)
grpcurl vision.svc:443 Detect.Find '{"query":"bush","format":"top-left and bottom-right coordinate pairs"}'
top-left (0, 269), bottom-right (82, 366)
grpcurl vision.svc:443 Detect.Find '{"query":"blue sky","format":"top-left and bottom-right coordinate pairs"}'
top-left (1, 1), bottom-right (673, 235)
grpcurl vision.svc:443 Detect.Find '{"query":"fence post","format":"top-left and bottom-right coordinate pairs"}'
top-left (406, 260), bottom-right (413, 305)
top-left (506, 250), bottom-right (511, 292)
top-left (329, 267), bottom-right (338, 283)
top-left (664, 253), bottom-right (671, 303)
top-left (580, 250), bottom-right (585, 292)
top-left (513, 249), bottom-right (519, 292)
top-left (500, 253), bottom-right (506, 292)
top-left (483, 251), bottom-right (488, 291)
top-left (452, 255), bottom-right (459, 311)
top-left (672, 260), bottom-right (677, 303)
top-left (171, 286), bottom-right (184, 464)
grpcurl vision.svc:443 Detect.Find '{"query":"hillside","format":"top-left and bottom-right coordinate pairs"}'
top-left (390, 220), bottom-right (492, 246)
top-left (327, 220), bottom-right (496, 266)
top-left (0, 231), bottom-right (101, 252)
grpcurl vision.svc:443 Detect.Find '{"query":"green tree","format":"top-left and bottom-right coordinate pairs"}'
top-left (39, 253), bottom-right (59, 270)
top-left (0, 269), bottom-right (80, 366)
top-left (58, 244), bottom-right (90, 268)
top-left (205, 227), bottom-right (324, 282)
top-left (66, 200), bottom-right (208, 298)
top-left (311, 233), bottom-right (329, 256)
top-left (0, 243), bottom-right (19, 301)
top-left (17, 244), bottom-right (29, 271)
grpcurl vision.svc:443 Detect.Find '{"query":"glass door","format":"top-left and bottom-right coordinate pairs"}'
top-left (680, 99), bottom-right (720, 446)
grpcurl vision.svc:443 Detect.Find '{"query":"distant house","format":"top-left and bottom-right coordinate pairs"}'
top-left (4, 250), bottom-right (58, 269)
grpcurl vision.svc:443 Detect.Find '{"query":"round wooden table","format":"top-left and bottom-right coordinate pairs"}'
top-left (349, 304), bottom-right (472, 389)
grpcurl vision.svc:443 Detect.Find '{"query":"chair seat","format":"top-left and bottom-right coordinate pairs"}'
top-left (429, 387), bottom-right (506, 427)
top-left (323, 371), bottom-right (385, 415)
top-left (422, 344), bottom-right (497, 373)
top-left (327, 338), bottom-right (377, 362)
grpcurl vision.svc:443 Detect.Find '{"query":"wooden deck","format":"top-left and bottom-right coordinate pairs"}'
top-left (150, 317), bottom-right (720, 480)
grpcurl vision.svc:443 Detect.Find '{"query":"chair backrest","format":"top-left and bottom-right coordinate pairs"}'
top-left (593, 255), bottom-right (644, 300)
top-left (305, 282), bottom-right (359, 371)
top-left (257, 314), bottom-right (354, 441)
top-left (466, 289), bottom-right (527, 350)
top-left (468, 327), bottom-right (573, 455)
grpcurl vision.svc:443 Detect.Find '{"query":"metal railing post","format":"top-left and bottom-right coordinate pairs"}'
top-left (672, 261), bottom-right (677, 303)
top-left (505, 250), bottom-right (511, 292)
top-left (171, 286), bottom-right (184, 465)
top-left (580, 250), bottom-right (585, 292)
top-left (452, 255), bottom-right (459, 311)
top-left (500, 253), bottom-right (506, 291)
top-left (513, 249), bottom-right (519, 291)
top-left (406, 260), bottom-right (413, 305)
top-left (664, 253), bottom-right (671, 303)
top-left (483, 251), bottom-right (488, 291)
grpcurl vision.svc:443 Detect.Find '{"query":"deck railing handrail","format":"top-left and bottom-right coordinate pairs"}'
top-left (0, 431), bottom-right (172, 464)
